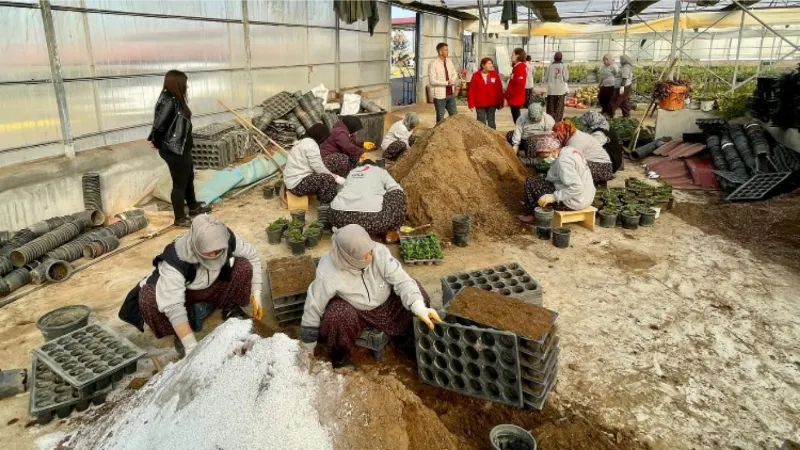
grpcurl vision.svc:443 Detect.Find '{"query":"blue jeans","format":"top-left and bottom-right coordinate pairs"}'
top-left (434, 95), bottom-right (457, 122)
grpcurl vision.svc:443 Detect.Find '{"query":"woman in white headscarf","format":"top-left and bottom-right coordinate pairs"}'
top-left (611, 55), bottom-right (634, 117)
top-left (381, 112), bottom-right (420, 160)
top-left (300, 224), bottom-right (441, 368)
top-left (597, 54), bottom-right (619, 116)
top-left (120, 214), bottom-right (263, 356)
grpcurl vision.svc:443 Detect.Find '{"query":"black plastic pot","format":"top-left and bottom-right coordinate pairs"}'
top-left (289, 238), bottom-right (306, 256)
top-left (621, 212), bottom-right (641, 230)
top-left (36, 305), bottom-right (91, 341)
top-left (536, 226), bottom-right (552, 240)
top-left (639, 208), bottom-right (657, 227)
top-left (266, 227), bottom-right (283, 244)
top-left (452, 214), bottom-right (471, 234)
top-left (534, 207), bottom-right (554, 228)
top-left (262, 185), bottom-right (275, 199)
top-left (305, 230), bottom-right (321, 248)
top-left (453, 232), bottom-right (470, 247)
top-left (552, 227), bottom-right (571, 248)
top-left (290, 210), bottom-right (306, 226)
top-left (598, 209), bottom-right (618, 228)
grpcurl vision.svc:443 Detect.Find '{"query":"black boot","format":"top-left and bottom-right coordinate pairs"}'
top-left (189, 204), bottom-right (212, 217)
top-left (174, 216), bottom-right (192, 228)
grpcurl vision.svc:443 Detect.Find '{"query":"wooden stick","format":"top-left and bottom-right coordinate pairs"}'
top-left (217, 100), bottom-right (289, 156)
top-left (231, 173), bottom-right (279, 198)
top-left (627, 59), bottom-right (679, 154)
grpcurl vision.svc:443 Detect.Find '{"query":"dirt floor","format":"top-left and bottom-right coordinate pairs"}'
top-left (1, 104), bottom-right (799, 449)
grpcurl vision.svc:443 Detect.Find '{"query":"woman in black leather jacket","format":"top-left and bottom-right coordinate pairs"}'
top-left (147, 70), bottom-right (210, 227)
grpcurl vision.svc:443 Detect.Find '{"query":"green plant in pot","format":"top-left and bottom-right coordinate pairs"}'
top-left (266, 221), bottom-right (284, 245)
top-left (304, 225), bottom-right (322, 248)
top-left (274, 217), bottom-right (289, 232)
top-left (638, 206), bottom-right (657, 227)
top-left (597, 207), bottom-right (619, 228)
top-left (620, 204), bottom-right (641, 230)
top-left (286, 227), bottom-right (306, 256)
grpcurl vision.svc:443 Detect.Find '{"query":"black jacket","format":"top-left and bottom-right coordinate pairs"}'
top-left (591, 128), bottom-right (624, 173)
top-left (147, 89), bottom-right (192, 155)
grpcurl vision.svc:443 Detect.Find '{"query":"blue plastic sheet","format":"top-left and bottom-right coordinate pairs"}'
top-left (233, 153), bottom-right (287, 188)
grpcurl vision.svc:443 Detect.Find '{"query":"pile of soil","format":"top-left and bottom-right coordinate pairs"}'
top-left (447, 287), bottom-right (554, 340)
top-left (671, 192), bottom-right (800, 270)
top-left (389, 115), bottom-right (528, 238)
top-left (268, 256), bottom-right (316, 298)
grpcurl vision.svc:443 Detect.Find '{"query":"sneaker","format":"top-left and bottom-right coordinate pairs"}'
top-left (174, 217), bottom-right (192, 228)
top-left (189, 204), bottom-right (212, 217)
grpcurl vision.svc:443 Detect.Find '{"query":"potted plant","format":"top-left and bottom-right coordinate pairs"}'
top-left (273, 217), bottom-right (289, 233)
top-left (654, 80), bottom-right (691, 111)
top-left (696, 94), bottom-right (717, 112)
top-left (266, 221), bottom-right (284, 245)
top-left (598, 207), bottom-right (619, 228)
top-left (638, 206), bottom-right (657, 227)
top-left (304, 224), bottom-right (322, 248)
top-left (286, 227), bottom-right (306, 256)
top-left (621, 204), bottom-right (641, 230)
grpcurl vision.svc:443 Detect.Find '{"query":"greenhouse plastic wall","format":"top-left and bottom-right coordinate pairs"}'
top-left (0, 0), bottom-right (390, 169)
top-left (418, 12), bottom-right (462, 104)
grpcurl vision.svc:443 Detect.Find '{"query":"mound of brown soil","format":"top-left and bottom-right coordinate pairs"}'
top-left (390, 115), bottom-right (528, 238)
top-left (448, 287), bottom-right (554, 340)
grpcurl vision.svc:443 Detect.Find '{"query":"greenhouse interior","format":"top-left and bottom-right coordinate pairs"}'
top-left (0, 1), bottom-right (798, 450)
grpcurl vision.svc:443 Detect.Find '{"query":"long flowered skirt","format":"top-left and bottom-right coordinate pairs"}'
top-left (320, 280), bottom-right (430, 359)
top-left (384, 141), bottom-right (408, 161)
top-left (139, 258), bottom-right (253, 338)
top-left (289, 173), bottom-right (338, 204)
top-left (523, 176), bottom-right (571, 213)
top-left (322, 153), bottom-right (356, 178)
top-left (329, 190), bottom-right (406, 235)
top-left (587, 161), bottom-right (614, 183)
top-left (546, 94), bottom-right (566, 123)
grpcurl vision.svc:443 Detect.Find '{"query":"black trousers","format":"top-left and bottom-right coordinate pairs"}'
top-left (511, 106), bottom-right (522, 124)
top-left (475, 107), bottom-right (497, 129)
top-left (159, 148), bottom-right (198, 220)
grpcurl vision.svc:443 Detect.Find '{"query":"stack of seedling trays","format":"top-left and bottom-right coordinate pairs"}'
top-left (414, 286), bottom-right (559, 410)
top-left (29, 324), bottom-right (145, 424)
top-left (440, 262), bottom-right (542, 307)
top-left (398, 233), bottom-right (444, 265)
top-left (267, 256), bottom-right (319, 326)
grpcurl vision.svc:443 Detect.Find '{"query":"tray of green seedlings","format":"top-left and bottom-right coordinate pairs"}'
top-left (399, 233), bottom-right (444, 265)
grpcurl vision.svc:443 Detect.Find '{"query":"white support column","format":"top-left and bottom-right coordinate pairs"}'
top-left (241, 0), bottom-right (253, 115)
top-left (623, 5), bottom-right (629, 57)
top-left (40, 0), bottom-right (74, 158)
top-left (732, 9), bottom-right (746, 88)
top-left (335, 15), bottom-right (341, 92)
top-left (668, 0), bottom-right (681, 79)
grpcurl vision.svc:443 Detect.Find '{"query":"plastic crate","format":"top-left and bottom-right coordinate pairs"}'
top-left (399, 234), bottom-right (444, 266)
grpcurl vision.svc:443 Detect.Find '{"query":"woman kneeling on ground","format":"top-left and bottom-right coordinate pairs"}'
top-left (579, 111), bottom-right (623, 174)
top-left (518, 135), bottom-right (595, 222)
top-left (119, 214), bottom-right (263, 355)
top-left (506, 102), bottom-right (555, 156)
top-left (320, 117), bottom-right (372, 177)
top-left (381, 112), bottom-right (419, 160)
top-left (284, 124), bottom-right (345, 204)
top-left (553, 120), bottom-right (614, 183)
top-left (300, 225), bottom-right (442, 368)
top-left (330, 160), bottom-right (406, 243)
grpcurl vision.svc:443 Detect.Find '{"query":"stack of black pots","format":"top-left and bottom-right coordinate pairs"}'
top-left (81, 173), bottom-right (103, 213)
top-left (317, 204), bottom-right (331, 232)
top-left (533, 207), bottom-right (553, 241)
top-left (452, 215), bottom-right (471, 247)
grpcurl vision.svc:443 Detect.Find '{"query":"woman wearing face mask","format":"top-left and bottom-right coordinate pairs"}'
top-left (147, 70), bottom-right (211, 228)
top-left (467, 57), bottom-right (504, 129)
top-left (381, 112), bottom-right (419, 160)
top-left (119, 214), bottom-right (263, 356)
top-left (284, 123), bottom-right (344, 204)
top-left (506, 102), bottom-right (555, 156)
top-left (544, 52), bottom-right (570, 122)
top-left (518, 135), bottom-right (595, 223)
top-left (597, 55), bottom-right (619, 117)
top-left (553, 120), bottom-right (614, 183)
top-left (300, 224), bottom-right (441, 368)
top-left (320, 117), bottom-right (371, 177)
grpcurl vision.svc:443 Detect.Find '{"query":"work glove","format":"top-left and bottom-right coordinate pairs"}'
top-left (180, 333), bottom-right (198, 356)
top-left (619, 86), bottom-right (625, 95)
top-left (301, 341), bottom-right (317, 353)
top-left (363, 141), bottom-right (376, 151)
top-left (411, 302), bottom-right (443, 330)
top-left (334, 175), bottom-right (346, 186)
top-left (250, 290), bottom-right (263, 321)
top-left (538, 194), bottom-right (555, 208)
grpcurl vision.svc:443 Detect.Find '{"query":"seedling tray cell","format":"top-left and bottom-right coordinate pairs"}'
top-left (712, 170), bottom-right (749, 185)
top-left (355, 328), bottom-right (390, 360)
top-left (522, 369), bottom-right (558, 411)
top-left (414, 318), bottom-right (523, 408)
top-left (399, 234), bottom-right (444, 265)
top-left (726, 172), bottom-right (792, 201)
top-left (29, 356), bottom-right (111, 425)
top-left (32, 323), bottom-right (145, 392)
top-left (441, 262), bottom-right (543, 307)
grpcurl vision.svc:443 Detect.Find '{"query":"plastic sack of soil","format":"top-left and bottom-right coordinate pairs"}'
top-left (311, 84), bottom-right (329, 108)
top-left (341, 93), bottom-right (361, 115)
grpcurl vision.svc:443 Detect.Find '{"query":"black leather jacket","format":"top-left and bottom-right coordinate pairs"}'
top-left (147, 89), bottom-right (192, 155)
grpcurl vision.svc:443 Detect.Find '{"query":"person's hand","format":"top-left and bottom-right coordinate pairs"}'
top-left (413, 304), bottom-right (443, 330)
top-left (363, 141), bottom-right (376, 151)
top-left (619, 86), bottom-right (625, 94)
top-left (301, 341), bottom-right (317, 353)
top-left (512, 145), bottom-right (519, 152)
top-left (180, 333), bottom-right (198, 356)
top-left (334, 175), bottom-right (346, 186)
top-left (148, 141), bottom-right (156, 151)
top-left (250, 290), bottom-right (263, 321)
top-left (538, 194), bottom-right (555, 207)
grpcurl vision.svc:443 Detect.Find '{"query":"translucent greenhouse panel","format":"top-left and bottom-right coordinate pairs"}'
top-left (52, 0), bottom-right (244, 20)
top-left (250, 24), bottom-right (309, 67)
top-left (339, 61), bottom-right (388, 90)
top-left (308, 0), bottom-right (336, 28)
top-left (252, 65), bottom-right (335, 101)
top-left (0, 83), bottom-right (62, 151)
top-left (63, 81), bottom-right (101, 137)
top-left (247, 0), bottom-right (306, 25)
top-left (0, 7), bottom-right (51, 82)
top-left (308, 28), bottom-right (337, 65)
top-left (339, 0), bottom-right (389, 33)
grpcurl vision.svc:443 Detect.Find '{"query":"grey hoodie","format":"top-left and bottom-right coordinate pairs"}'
top-left (331, 165), bottom-right (402, 213)
top-left (546, 146), bottom-right (596, 210)
top-left (567, 130), bottom-right (611, 165)
top-left (284, 137), bottom-right (334, 189)
top-left (301, 243), bottom-right (427, 329)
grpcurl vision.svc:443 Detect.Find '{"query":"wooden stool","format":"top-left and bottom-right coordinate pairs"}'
top-left (280, 186), bottom-right (309, 211)
top-left (554, 207), bottom-right (597, 231)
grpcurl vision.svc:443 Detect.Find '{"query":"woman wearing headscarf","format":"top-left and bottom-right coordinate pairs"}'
top-left (319, 117), bottom-right (371, 177)
top-left (505, 48), bottom-right (529, 124)
top-left (610, 55), bottom-right (634, 117)
top-left (330, 160), bottom-right (406, 243)
top-left (518, 135), bottom-right (595, 223)
top-left (579, 111), bottom-right (624, 174)
top-left (147, 70), bottom-right (211, 228)
top-left (381, 112), bottom-right (419, 160)
top-left (120, 214), bottom-right (263, 355)
top-left (598, 55), bottom-right (619, 116)
top-left (468, 57), bottom-right (504, 129)
top-left (300, 225), bottom-right (441, 367)
top-left (544, 52), bottom-right (570, 122)
top-left (284, 123), bottom-right (344, 204)
top-left (506, 102), bottom-right (555, 156)
top-left (553, 120), bottom-right (614, 183)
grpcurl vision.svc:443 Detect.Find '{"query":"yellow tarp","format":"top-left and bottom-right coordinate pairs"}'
top-left (464, 7), bottom-right (800, 37)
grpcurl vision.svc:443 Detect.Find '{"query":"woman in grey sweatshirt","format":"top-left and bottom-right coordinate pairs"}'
top-left (300, 225), bottom-right (441, 367)
top-left (284, 124), bottom-right (345, 204)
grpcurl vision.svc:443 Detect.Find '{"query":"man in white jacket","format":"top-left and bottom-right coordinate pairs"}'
top-left (428, 42), bottom-right (459, 123)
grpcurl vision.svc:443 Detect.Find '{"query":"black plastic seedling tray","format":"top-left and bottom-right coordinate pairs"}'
top-left (32, 324), bottom-right (145, 393)
top-left (398, 234), bottom-right (444, 266)
top-left (441, 262), bottom-right (543, 307)
top-left (29, 356), bottom-right (111, 425)
top-left (414, 318), bottom-right (524, 408)
top-left (712, 170), bottom-right (750, 185)
top-left (520, 347), bottom-right (559, 385)
top-left (444, 308), bottom-right (559, 354)
top-left (355, 328), bottom-right (391, 360)
top-left (522, 368), bottom-right (558, 411)
top-left (267, 257), bottom-right (319, 325)
top-left (726, 172), bottom-right (792, 201)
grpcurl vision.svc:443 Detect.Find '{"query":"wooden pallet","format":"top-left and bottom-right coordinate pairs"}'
top-left (554, 207), bottom-right (596, 231)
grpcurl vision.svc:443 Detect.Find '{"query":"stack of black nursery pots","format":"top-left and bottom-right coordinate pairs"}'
top-left (451, 215), bottom-right (471, 247)
top-left (533, 207), bottom-right (553, 240)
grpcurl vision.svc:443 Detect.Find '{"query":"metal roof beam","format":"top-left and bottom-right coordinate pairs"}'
top-left (612, 1), bottom-right (659, 25)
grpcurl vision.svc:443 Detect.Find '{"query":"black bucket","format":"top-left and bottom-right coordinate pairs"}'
top-left (36, 305), bottom-right (91, 341)
top-left (552, 227), bottom-right (571, 248)
top-left (535, 226), bottom-right (552, 240)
